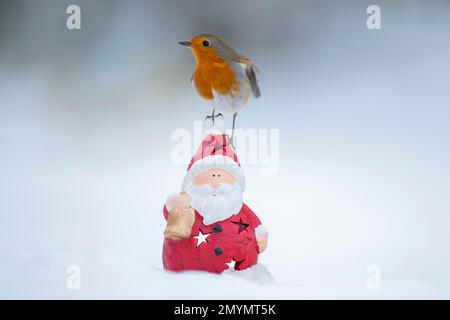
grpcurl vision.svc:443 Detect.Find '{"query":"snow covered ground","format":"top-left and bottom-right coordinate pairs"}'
top-left (1, 1), bottom-right (450, 299)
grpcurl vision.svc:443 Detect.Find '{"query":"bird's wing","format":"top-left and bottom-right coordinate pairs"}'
top-left (230, 51), bottom-right (261, 98)
top-left (245, 63), bottom-right (261, 98)
top-left (214, 38), bottom-right (261, 98)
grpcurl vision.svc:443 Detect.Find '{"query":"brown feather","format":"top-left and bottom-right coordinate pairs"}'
top-left (245, 64), bottom-right (260, 98)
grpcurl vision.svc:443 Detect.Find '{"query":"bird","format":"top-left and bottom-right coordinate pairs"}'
top-left (178, 34), bottom-right (260, 142)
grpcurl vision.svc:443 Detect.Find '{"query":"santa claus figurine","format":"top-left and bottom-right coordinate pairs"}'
top-left (162, 126), bottom-right (268, 273)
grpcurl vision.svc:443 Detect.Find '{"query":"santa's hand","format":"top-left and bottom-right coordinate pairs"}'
top-left (256, 234), bottom-right (268, 253)
top-left (168, 191), bottom-right (192, 210)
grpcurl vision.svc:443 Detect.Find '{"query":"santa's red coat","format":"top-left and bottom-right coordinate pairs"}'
top-left (162, 203), bottom-right (262, 273)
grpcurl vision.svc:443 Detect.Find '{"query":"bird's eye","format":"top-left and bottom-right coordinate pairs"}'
top-left (202, 40), bottom-right (210, 47)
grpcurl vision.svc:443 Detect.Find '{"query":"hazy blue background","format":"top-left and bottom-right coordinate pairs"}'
top-left (0, 0), bottom-right (449, 298)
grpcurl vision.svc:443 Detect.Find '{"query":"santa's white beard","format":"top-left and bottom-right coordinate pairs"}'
top-left (185, 182), bottom-right (243, 225)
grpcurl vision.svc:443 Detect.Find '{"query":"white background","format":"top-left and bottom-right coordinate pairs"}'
top-left (0, 0), bottom-right (449, 298)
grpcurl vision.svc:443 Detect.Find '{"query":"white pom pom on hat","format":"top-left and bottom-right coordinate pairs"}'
top-left (202, 116), bottom-right (226, 135)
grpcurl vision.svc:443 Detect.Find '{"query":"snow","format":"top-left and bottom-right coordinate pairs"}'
top-left (1, 1), bottom-right (450, 299)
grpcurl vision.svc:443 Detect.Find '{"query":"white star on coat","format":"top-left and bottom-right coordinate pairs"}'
top-left (225, 260), bottom-right (236, 270)
top-left (193, 230), bottom-right (210, 247)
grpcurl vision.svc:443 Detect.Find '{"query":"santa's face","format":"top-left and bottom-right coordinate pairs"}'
top-left (185, 168), bottom-right (243, 225)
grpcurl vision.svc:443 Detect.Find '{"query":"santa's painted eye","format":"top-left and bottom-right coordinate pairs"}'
top-left (217, 174), bottom-right (221, 177)
top-left (212, 174), bottom-right (216, 177)
top-left (202, 40), bottom-right (210, 47)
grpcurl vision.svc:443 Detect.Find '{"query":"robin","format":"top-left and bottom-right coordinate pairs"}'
top-left (178, 34), bottom-right (260, 141)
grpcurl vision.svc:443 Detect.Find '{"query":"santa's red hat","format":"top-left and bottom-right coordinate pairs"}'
top-left (182, 120), bottom-right (245, 191)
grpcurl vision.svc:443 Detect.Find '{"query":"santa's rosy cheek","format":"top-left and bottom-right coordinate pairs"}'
top-left (221, 171), bottom-right (235, 184)
top-left (193, 172), bottom-right (209, 185)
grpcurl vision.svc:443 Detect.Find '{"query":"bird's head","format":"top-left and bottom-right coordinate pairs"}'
top-left (179, 34), bottom-right (236, 63)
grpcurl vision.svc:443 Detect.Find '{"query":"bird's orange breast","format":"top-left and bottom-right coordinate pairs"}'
top-left (192, 53), bottom-right (239, 101)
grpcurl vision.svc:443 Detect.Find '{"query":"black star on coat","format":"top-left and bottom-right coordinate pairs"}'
top-left (231, 218), bottom-right (249, 234)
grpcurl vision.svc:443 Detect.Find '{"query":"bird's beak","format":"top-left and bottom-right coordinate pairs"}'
top-left (178, 41), bottom-right (191, 47)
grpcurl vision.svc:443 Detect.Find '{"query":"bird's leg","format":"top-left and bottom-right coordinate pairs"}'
top-left (230, 112), bottom-right (238, 147)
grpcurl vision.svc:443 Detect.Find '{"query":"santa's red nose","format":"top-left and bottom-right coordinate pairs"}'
top-left (210, 181), bottom-right (221, 189)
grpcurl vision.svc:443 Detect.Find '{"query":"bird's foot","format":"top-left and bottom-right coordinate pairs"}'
top-left (205, 112), bottom-right (223, 124)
